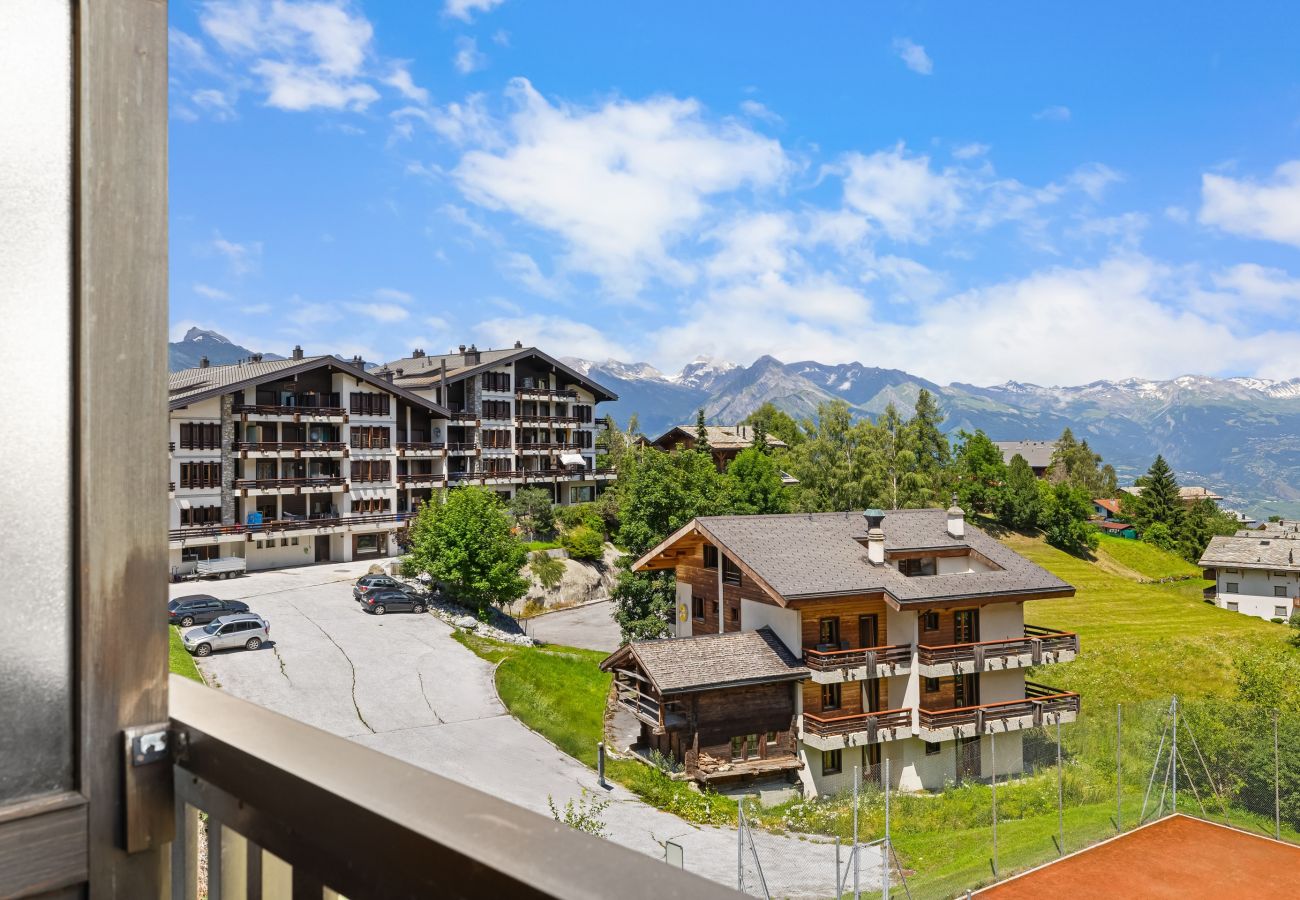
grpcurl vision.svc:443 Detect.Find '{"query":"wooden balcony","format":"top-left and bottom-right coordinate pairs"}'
top-left (166, 675), bottom-right (731, 900)
top-left (917, 682), bottom-right (1080, 740)
top-left (447, 442), bottom-right (478, 454)
top-left (516, 387), bottom-right (577, 401)
top-left (397, 472), bottom-right (446, 486)
top-left (176, 478), bottom-right (222, 491)
top-left (234, 403), bottom-right (346, 418)
top-left (916, 625), bottom-right (1079, 676)
top-left (519, 442), bottom-right (580, 453)
top-left (234, 476), bottom-right (345, 494)
top-left (396, 441), bottom-right (446, 455)
top-left (168, 511), bottom-right (415, 543)
top-left (804, 643), bottom-right (912, 684)
top-left (232, 441), bottom-right (346, 456)
top-left (800, 707), bottom-right (913, 751)
top-left (515, 414), bottom-right (581, 426)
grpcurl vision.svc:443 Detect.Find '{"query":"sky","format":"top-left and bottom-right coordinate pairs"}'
top-left (169, 0), bottom-right (1300, 386)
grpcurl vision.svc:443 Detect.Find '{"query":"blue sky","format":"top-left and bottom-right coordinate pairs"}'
top-left (169, 0), bottom-right (1300, 385)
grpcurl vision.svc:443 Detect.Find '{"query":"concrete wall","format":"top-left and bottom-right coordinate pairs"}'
top-left (247, 535), bottom-right (314, 571)
top-left (1215, 567), bottom-right (1300, 620)
top-left (980, 669), bottom-right (1026, 704)
top-left (740, 598), bottom-right (801, 656)
top-left (979, 601), bottom-right (1024, 641)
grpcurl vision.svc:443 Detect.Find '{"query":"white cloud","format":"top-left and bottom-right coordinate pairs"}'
top-left (1165, 205), bottom-right (1190, 224)
top-left (453, 36), bottom-right (486, 75)
top-left (372, 287), bottom-right (414, 303)
top-left (1069, 212), bottom-right (1148, 249)
top-left (705, 213), bottom-right (796, 280)
top-left (492, 30), bottom-right (511, 47)
top-left (500, 251), bottom-right (565, 299)
top-left (439, 204), bottom-right (499, 242)
top-left (253, 60), bottom-right (379, 111)
top-left (1065, 162), bottom-right (1121, 201)
top-left (346, 302), bottom-right (409, 323)
top-left (453, 78), bottom-right (791, 295)
top-left (383, 63), bottom-right (428, 104)
top-left (444, 0), bottom-right (506, 22)
top-left (838, 144), bottom-right (961, 241)
top-left (211, 234), bottom-right (262, 275)
top-left (1034, 105), bottom-right (1072, 122)
top-left (891, 38), bottom-right (933, 75)
top-left (194, 283), bottom-right (233, 300)
top-left (1200, 160), bottom-right (1300, 248)
top-left (192, 88), bottom-right (238, 121)
top-left (739, 99), bottom-right (782, 125)
top-left (952, 142), bottom-right (989, 160)
top-left (473, 314), bottom-right (630, 360)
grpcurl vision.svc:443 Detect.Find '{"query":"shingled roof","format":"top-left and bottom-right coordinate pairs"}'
top-left (994, 440), bottom-right (1058, 470)
top-left (636, 508), bottom-right (1073, 606)
top-left (376, 345), bottom-right (618, 402)
top-left (600, 627), bottom-right (808, 694)
top-left (1200, 533), bottom-right (1300, 571)
top-left (650, 424), bottom-right (788, 451)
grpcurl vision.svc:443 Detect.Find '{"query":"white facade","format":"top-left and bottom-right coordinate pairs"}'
top-left (1209, 566), bottom-right (1300, 621)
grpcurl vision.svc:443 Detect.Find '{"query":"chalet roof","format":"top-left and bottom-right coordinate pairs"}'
top-left (1093, 498), bottom-right (1122, 516)
top-left (650, 424), bottom-right (788, 451)
top-left (1199, 534), bottom-right (1300, 571)
top-left (167, 354), bottom-right (450, 415)
top-left (1120, 485), bottom-right (1224, 502)
top-left (636, 509), bottom-right (1073, 606)
top-left (376, 345), bottom-right (618, 402)
top-left (1095, 520), bottom-right (1135, 532)
top-left (599, 627), bottom-right (807, 694)
top-left (993, 440), bottom-right (1058, 469)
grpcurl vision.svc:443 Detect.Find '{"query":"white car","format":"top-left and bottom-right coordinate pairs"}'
top-left (183, 613), bottom-right (270, 657)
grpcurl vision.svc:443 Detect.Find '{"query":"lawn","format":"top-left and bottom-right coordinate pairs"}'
top-left (521, 539), bottom-right (562, 552)
top-left (169, 626), bottom-right (204, 683)
top-left (1091, 533), bottom-right (1203, 581)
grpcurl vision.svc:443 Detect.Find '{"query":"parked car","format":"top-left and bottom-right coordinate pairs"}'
top-left (168, 594), bottom-right (250, 627)
top-left (353, 573), bottom-right (404, 601)
top-left (182, 613), bottom-right (270, 657)
top-left (360, 588), bottom-right (426, 616)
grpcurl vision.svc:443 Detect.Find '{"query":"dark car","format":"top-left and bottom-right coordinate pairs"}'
top-left (353, 574), bottom-right (404, 602)
top-left (360, 588), bottom-right (426, 616)
top-left (168, 594), bottom-right (250, 628)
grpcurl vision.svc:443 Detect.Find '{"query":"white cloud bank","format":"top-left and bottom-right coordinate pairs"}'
top-left (1200, 160), bottom-right (1300, 248)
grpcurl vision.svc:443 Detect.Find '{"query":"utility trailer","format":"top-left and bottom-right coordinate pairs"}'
top-left (194, 557), bottom-right (247, 580)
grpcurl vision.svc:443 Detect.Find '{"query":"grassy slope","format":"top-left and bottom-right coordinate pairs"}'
top-left (169, 626), bottom-right (204, 683)
top-left (1093, 533), bottom-right (1203, 581)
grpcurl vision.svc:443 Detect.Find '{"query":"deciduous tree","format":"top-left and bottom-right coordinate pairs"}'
top-left (405, 487), bottom-right (528, 613)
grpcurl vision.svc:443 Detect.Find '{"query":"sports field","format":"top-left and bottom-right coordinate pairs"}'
top-left (976, 814), bottom-right (1300, 898)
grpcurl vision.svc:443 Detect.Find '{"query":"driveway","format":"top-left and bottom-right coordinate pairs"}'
top-left (172, 562), bottom-right (877, 897)
top-left (524, 599), bottom-right (621, 653)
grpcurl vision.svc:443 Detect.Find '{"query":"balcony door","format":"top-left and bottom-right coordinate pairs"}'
top-left (955, 673), bottom-right (980, 708)
top-left (954, 609), bottom-right (980, 643)
top-left (818, 617), bottom-right (840, 650)
top-left (858, 613), bottom-right (879, 648)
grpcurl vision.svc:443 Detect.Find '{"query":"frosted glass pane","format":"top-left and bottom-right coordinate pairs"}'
top-left (0, 0), bottom-right (74, 802)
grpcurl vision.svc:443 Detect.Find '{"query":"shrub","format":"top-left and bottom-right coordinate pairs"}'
top-left (548, 790), bottom-right (610, 838)
top-left (530, 551), bottom-right (565, 590)
top-left (557, 502), bottom-right (606, 536)
top-left (562, 525), bottom-right (605, 561)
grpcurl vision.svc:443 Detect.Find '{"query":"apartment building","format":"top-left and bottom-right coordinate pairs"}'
top-left (376, 343), bottom-right (618, 505)
top-left (1199, 529), bottom-right (1300, 621)
top-left (602, 504), bottom-right (1080, 794)
top-left (168, 350), bottom-right (449, 575)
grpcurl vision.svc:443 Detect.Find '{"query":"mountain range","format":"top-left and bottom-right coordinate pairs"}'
top-left (168, 327), bottom-right (283, 370)
top-left (565, 355), bottom-right (1300, 519)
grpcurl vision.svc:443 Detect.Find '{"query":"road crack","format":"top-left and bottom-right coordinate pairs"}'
top-left (285, 598), bottom-right (375, 734)
top-left (418, 671), bottom-right (445, 724)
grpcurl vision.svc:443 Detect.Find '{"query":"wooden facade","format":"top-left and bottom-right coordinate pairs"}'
top-left (676, 540), bottom-right (780, 635)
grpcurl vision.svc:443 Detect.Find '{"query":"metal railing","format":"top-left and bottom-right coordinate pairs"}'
top-left (802, 707), bottom-right (912, 740)
top-left (168, 511), bottom-right (413, 542)
top-left (397, 473), bottom-right (446, 485)
top-left (803, 643), bottom-right (912, 672)
top-left (176, 478), bottom-right (222, 490)
top-left (396, 441), bottom-right (446, 452)
top-left (447, 442), bottom-right (478, 452)
top-left (234, 403), bottom-right (345, 417)
top-left (918, 683), bottom-right (1079, 731)
top-left (516, 387), bottom-right (577, 400)
top-left (519, 442), bottom-right (580, 451)
top-left (515, 415), bottom-right (581, 425)
top-left (231, 441), bottom-right (346, 453)
top-left (918, 625), bottom-right (1079, 667)
top-left (234, 476), bottom-right (345, 490)
top-left (167, 675), bottom-right (732, 900)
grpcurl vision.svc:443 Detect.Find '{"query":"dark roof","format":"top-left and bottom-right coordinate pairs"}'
top-left (167, 355), bottom-right (450, 415)
top-left (1095, 520), bottom-right (1135, 531)
top-left (377, 346), bottom-right (618, 402)
top-left (1199, 534), bottom-right (1300, 571)
top-left (649, 424), bottom-right (788, 451)
top-left (993, 440), bottom-right (1058, 469)
top-left (600, 627), bottom-right (807, 694)
top-left (637, 509), bottom-right (1073, 605)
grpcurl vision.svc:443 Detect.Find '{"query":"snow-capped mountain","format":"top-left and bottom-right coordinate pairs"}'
top-left (168, 327), bottom-right (284, 370)
top-left (669, 356), bottom-right (741, 392)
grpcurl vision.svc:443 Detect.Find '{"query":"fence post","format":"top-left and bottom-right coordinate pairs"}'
top-left (835, 836), bottom-right (841, 897)
top-left (883, 756), bottom-right (891, 900)
top-left (597, 741), bottom-right (607, 789)
top-left (1057, 715), bottom-right (1064, 855)
top-left (1275, 708), bottom-right (1282, 841)
top-left (737, 799), bottom-right (743, 892)
top-left (1171, 696), bottom-right (1178, 813)
top-left (1116, 703), bottom-right (1122, 833)
top-left (991, 732), bottom-right (998, 877)
top-left (852, 764), bottom-right (860, 900)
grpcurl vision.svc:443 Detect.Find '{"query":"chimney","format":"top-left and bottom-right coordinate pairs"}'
top-left (514, 340), bottom-right (523, 349)
top-left (251, 353), bottom-right (263, 363)
top-left (947, 494), bottom-right (965, 539)
top-left (292, 345), bottom-right (303, 360)
top-left (413, 348), bottom-right (425, 359)
top-left (458, 344), bottom-right (466, 354)
top-left (863, 509), bottom-right (885, 566)
top-left (464, 343), bottom-right (480, 365)
top-left (352, 355), bottom-right (364, 368)
top-left (199, 356), bottom-right (209, 368)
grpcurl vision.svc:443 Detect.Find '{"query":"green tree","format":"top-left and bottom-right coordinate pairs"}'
top-left (862, 403), bottom-right (929, 509)
top-left (952, 430), bottom-right (1008, 515)
top-left (1235, 646), bottom-right (1300, 712)
top-left (611, 568), bottom-right (677, 641)
top-left (1047, 428), bottom-right (1114, 495)
top-left (694, 408), bottom-right (711, 452)
top-left (725, 447), bottom-right (790, 514)
top-left (1037, 481), bottom-right (1099, 555)
top-left (562, 524), bottom-right (605, 561)
top-left (998, 453), bottom-right (1042, 530)
top-left (405, 487), bottom-right (528, 614)
top-left (751, 416), bottom-right (769, 454)
top-left (910, 388), bottom-right (951, 501)
top-left (785, 400), bottom-right (873, 512)
top-left (529, 551), bottom-right (565, 590)
top-left (1131, 454), bottom-right (1184, 533)
top-left (744, 401), bottom-right (806, 448)
top-left (1178, 499), bottom-right (1241, 563)
top-left (510, 486), bottom-right (555, 538)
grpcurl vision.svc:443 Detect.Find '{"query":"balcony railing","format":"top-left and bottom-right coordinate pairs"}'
top-left (918, 682), bottom-right (1080, 732)
top-left (234, 403), bottom-right (346, 417)
top-left (803, 643), bottom-right (912, 672)
top-left (235, 476), bottom-right (345, 491)
top-left (918, 625), bottom-right (1079, 669)
top-left (519, 442), bottom-right (580, 452)
top-left (167, 675), bottom-right (731, 900)
top-left (176, 478), bottom-right (221, 490)
top-left (168, 511), bottom-right (414, 542)
top-left (396, 441), bottom-right (446, 453)
top-left (398, 473), bottom-right (446, 485)
top-left (515, 415), bottom-right (581, 425)
top-left (232, 441), bottom-right (346, 453)
top-left (802, 707), bottom-right (912, 741)
top-left (1203, 586), bottom-right (1218, 600)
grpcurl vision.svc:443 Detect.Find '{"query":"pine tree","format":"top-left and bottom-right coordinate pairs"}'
top-left (694, 408), bottom-right (710, 452)
top-left (785, 400), bottom-right (872, 511)
top-left (910, 388), bottom-right (951, 503)
top-left (751, 417), bottom-right (770, 454)
top-left (1135, 454), bottom-right (1183, 532)
top-left (952, 430), bottom-right (1008, 515)
top-left (998, 454), bottom-right (1042, 531)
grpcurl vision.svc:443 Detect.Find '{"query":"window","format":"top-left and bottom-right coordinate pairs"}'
top-left (692, 594), bottom-right (704, 620)
top-left (179, 421), bottom-right (221, 449)
top-left (350, 392), bottom-right (391, 416)
top-left (480, 371), bottom-right (511, 392)
top-left (1275, 586), bottom-right (1288, 598)
top-left (766, 731), bottom-right (778, 746)
top-left (818, 617), bottom-right (840, 647)
top-left (821, 683), bottom-right (841, 711)
top-left (899, 557), bottom-right (937, 577)
top-left (923, 677), bottom-right (940, 694)
top-left (355, 534), bottom-right (380, 555)
top-left (280, 538), bottom-right (289, 547)
top-left (722, 556), bottom-right (742, 586)
top-left (1227, 602), bottom-right (1239, 612)
top-left (822, 749), bottom-right (842, 775)
top-left (291, 537), bottom-right (299, 546)
top-left (1225, 583), bottom-right (1239, 594)
top-left (179, 461), bottom-right (222, 489)
top-left (1276, 606), bottom-right (1289, 618)
top-left (730, 736), bottom-right (745, 762)
top-left (482, 399), bottom-right (512, 420)
top-left (703, 545), bottom-right (719, 570)
top-left (180, 505), bottom-right (222, 526)
top-left (922, 610), bottom-right (940, 631)
top-left (925, 741), bottom-right (941, 756)
top-left (353, 460), bottom-right (391, 483)
top-left (727, 603), bottom-right (737, 622)
top-left (350, 426), bottom-right (390, 449)
top-left (181, 545), bottom-right (219, 562)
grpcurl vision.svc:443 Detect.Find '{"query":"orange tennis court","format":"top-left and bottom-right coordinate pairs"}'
top-left (975, 815), bottom-right (1300, 898)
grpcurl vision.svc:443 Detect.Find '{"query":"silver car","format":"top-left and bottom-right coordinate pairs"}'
top-left (182, 613), bottom-right (270, 657)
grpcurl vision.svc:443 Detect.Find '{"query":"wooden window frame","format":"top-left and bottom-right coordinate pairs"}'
top-left (721, 556), bottom-right (742, 586)
top-left (821, 682), bottom-right (841, 711)
top-left (921, 610), bottom-right (940, 631)
top-left (702, 545), bottom-right (718, 570)
top-left (821, 749), bottom-right (842, 776)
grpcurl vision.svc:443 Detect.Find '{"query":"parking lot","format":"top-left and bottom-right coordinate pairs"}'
top-left (169, 561), bottom-right (860, 895)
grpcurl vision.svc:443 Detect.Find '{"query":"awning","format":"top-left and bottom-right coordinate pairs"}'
top-left (560, 453), bottom-right (586, 468)
top-left (174, 498), bottom-right (191, 510)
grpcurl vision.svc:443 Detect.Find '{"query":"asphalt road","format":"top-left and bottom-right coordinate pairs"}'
top-left (170, 562), bottom-right (871, 896)
top-left (524, 599), bottom-right (621, 652)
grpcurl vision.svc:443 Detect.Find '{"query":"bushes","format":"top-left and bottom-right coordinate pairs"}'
top-left (562, 524), bottom-right (605, 561)
top-left (556, 502), bottom-right (606, 537)
top-left (530, 551), bottom-right (565, 590)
